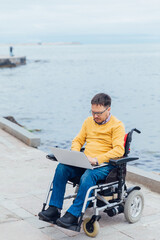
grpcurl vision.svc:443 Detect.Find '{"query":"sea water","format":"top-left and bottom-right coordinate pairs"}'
top-left (0, 43), bottom-right (160, 172)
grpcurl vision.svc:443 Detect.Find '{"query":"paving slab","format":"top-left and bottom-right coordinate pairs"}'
top-left (0, 128), bottom-right (160, 240)
top-left (0, 220), bottom-right (51, 240)
top-left (0, 205), bottom-right (21, 224)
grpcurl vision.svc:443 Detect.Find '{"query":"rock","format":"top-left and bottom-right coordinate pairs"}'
top-left (4, 116), bottom-right (24, 127)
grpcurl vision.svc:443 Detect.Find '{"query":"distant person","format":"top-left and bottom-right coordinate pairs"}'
top-left (38, 93), bottom-right (125, 229)
top-left (9, 46), bottom-right (14, 57)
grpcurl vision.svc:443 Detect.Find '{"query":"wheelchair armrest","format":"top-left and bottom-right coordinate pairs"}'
top-left (46, 154), bottom-right (57, 161)
top-left (109, 156), bottom-right (139, 166)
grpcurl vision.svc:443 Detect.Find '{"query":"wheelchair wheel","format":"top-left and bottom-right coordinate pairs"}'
top-left (83, 217), bottom-right (99, 237)
top-left (124, 190), bottom-right (144, 223)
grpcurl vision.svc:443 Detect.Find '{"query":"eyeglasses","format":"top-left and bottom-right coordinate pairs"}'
top-left (90, 107), bottom-right (109, 116)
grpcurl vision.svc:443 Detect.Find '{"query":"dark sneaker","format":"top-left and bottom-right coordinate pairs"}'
top-left (38, 206), bottom-right (61, 223)
top-left (56, 212), bottom-right (78, 228)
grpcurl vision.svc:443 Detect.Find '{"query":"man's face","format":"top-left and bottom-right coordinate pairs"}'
top-left (91, 104), bottom-right (111, 124)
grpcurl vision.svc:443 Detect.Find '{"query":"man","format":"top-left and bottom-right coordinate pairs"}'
top-left (9, 46), bottom-right (13, 57)
top-left (38, 93), bottom-right (125, 228)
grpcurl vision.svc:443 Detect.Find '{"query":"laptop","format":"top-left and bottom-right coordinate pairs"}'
top-left (50, 147), bottom-right (108, 169)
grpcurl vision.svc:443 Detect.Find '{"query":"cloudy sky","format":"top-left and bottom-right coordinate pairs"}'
top-left (0, 0), bottom-right (160, 43)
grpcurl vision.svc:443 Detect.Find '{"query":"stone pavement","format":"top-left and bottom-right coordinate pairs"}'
top-left (0, 128), bottom-right (160, 240)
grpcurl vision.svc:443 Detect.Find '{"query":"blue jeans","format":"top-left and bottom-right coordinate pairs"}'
top-left (49, 163), bottom-right (115, 218)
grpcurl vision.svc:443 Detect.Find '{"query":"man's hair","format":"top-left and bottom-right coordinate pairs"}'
top-left (91, 93), bottom-right (111, 107)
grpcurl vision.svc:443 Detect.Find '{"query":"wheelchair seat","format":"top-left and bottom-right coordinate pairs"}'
top-left (99, 167), bottom-right (123, 184)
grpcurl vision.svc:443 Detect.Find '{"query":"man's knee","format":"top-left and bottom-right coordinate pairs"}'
top-left (55, 163), bottom-right (69, 175)
top-left (55, 163), bottom-right (75, 178)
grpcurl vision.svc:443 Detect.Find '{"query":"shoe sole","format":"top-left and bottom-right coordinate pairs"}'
top-left (56, 218), bottom-right (78, 228)
top-left (38, 212), bottom-right (60, 224)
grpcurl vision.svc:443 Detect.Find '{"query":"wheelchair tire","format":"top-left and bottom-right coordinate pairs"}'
top-left (124, 190), bottom-right (144, 223)
top-left (83, 217), bottom-right (99, 237)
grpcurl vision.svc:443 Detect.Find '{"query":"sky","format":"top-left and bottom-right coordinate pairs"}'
top-left (0, 0), bottom-right (160, 43)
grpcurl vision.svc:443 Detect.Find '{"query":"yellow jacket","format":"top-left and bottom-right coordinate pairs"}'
top-left (71, 116), bottom-right (125, 164)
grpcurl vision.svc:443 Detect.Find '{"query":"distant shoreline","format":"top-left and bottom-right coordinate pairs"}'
top-left (1, 42), bottom-right (160, 47)
top-left (0, 42), bottom-right (81, 46)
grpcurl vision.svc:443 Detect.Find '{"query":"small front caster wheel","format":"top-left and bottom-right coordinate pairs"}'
top-left (124, 190), bottom-right (144, 223)
top-left (83, 217), bottom-right (99, 237)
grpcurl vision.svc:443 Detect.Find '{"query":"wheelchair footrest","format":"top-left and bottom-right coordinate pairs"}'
top-left (65, 224), bottom-right (80, 232)
top-left (57, 223), bottom-right (81, 232)
top-left (39, 216), bottom-right (81, 232)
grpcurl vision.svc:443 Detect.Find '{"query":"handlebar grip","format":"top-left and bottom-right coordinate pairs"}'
top-left (46, 154), bottom-right (57, 161)
top-left (134, 128), bottom-right (141, 134)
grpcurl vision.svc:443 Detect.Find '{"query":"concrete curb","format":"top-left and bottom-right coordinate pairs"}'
top-left (127, 165), bottom-right (160, 194)
top-left (0, 117), bottom-right (40, 148)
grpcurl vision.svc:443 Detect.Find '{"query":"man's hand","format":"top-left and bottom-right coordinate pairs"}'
top-left (87, 156), bottom-right (98, 166)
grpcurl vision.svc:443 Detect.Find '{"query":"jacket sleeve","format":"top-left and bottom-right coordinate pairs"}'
top-left (71, 120), bottom-right (87, 151)
top-left (97, 123), bottom-right (125, 164)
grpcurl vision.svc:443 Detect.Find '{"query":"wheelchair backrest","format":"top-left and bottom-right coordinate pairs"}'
top-left (103, 128), bottom-right (141, 184)
top-left (124, 128), bottom-right (141, 157)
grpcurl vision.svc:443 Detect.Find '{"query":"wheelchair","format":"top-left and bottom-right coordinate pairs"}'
top-left (39, 128), bottom-right (144, 237)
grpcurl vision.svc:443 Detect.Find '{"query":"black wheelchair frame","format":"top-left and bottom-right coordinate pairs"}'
top-left (39, 128), bottom-right (144, 237)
